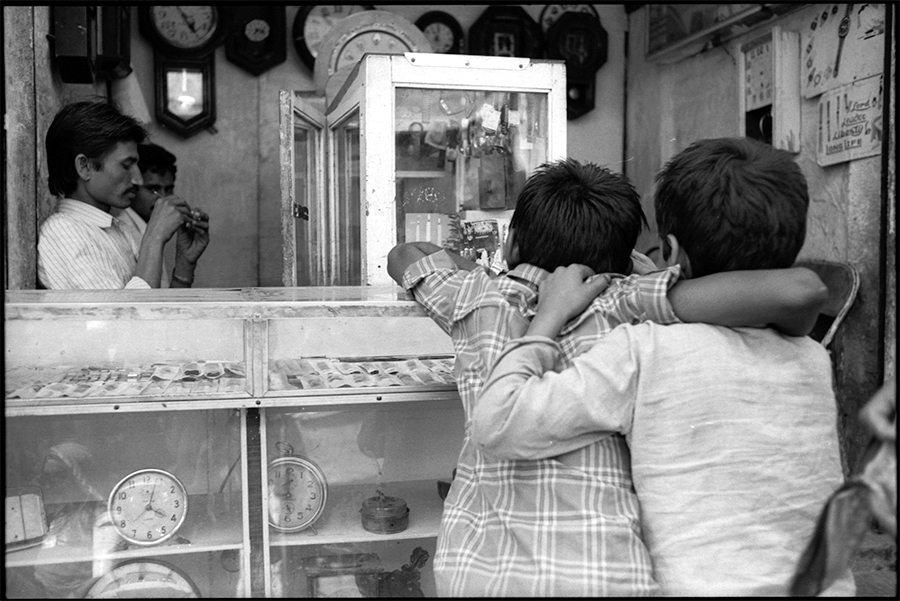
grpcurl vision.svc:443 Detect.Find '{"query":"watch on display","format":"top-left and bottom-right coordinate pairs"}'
top-left (84, 559), bottom-right (201, 598)
top-left (468, 5), bottom-right (544, 59)
top-left (415, 11), bottom-right (464, 54)
top-left (139, 6), bottom-right (226, 57)
top-left (107, 468), bottom-right (188, 546)
top-left (292, 5), bottom-right (374, 72)
top-left (267, 442), bottom-right (328, 533)
top-left (225, 6), bottom-right (287, 75)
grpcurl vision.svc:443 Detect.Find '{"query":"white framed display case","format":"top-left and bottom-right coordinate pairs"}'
top-left (5, 287), bottom-right (464, 598)
top-left (281, 52), bottom-right (567, 287)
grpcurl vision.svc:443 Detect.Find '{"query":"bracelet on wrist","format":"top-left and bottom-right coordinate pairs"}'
top-left (172, 273), bottom-right (194, 286)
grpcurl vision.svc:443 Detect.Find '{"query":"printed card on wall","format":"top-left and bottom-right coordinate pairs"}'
top-left (817, 74), bottom-right (883, 167)
top-left (802, 4), bottom-right (885, 99)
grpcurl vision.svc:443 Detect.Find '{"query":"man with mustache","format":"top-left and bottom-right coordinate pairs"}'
top-left (38, 101), bottom-right (202, 289)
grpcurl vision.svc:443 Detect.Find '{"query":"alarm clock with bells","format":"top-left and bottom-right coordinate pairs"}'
top-left (107, 468), bottom-right (189, 546)
top-left (267, 442), bottom-right (328, 533)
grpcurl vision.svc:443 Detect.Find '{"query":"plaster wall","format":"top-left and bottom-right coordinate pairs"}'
top-left (626, 4), bottom-right (893, 474)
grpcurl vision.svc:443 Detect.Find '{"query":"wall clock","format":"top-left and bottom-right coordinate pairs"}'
top-left (313, 10), bottom-right (432, 97)
top-left (225, 6), bottom-right (287, 75)
top-left (139, 6), bottom-right (226, 57)
top-left (155, 53), bottom-right (216, 138)
top-left (292, 5), bottom-right (375, 72)
top-left (468, 5), bottom-right (544, 59)
top-left (539, 4), bottom-right (600, 33)
top-left (84, 559), bottom-right (201, 598)
top-left (108, 468), bottom-right (188, 546)
top-left (51, 5), bottom-right (98, 84)
top-left (268, 442), bottom-right (328, 533)
top-left (545, 11), bottom-right (608, 120)
top-left (96, 6), bottom-right (132, 80)
top-left (415, 11), bottom-right (464, 54)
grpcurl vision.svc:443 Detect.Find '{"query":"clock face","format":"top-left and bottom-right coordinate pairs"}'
top-left (108, 468), bottom-right (188, 546)
top-left (84, 559), bottom-right (201, 598)
top-left (415, 11), bottom-right (463, 54)
top-left (245, 19), bottom-right (271, 43)
top-left (150, 6), bottom-right (219, 50)
top-left (293, 5), bottom-right (373, 70)
top-left (267, 456), bottom-right (327, 532)
top-left (422, 23), bottom-right (455, 53)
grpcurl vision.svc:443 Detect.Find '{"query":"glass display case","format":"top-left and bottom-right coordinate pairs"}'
top-left (281, 52), bottom-right (567, 286)
top-left (5, 288), bottom-right (464, 598)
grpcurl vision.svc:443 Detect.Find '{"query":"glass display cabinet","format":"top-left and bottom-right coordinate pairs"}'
top-left (5, 288), bottom-right (464, 598)
top-left (281, 52), bottom-right (567, 286)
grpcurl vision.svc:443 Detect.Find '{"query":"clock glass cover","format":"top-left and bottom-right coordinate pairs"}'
top-left (150, 6), bottom-right (219, 50)
top-left (108, 468), bottom-right (188, 546)
top-left (268, 453), bottom-right (328, 532)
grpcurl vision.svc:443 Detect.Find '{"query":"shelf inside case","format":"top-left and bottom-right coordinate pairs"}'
top-left (269, 479), bottom-right (445, 547)
top-left (5, 495), bottom-right (244, 568)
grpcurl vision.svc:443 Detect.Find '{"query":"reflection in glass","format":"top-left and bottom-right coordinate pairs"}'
top-left (293, 111), bottom-right (325, 287)
top-left (395, 87), bottom-right (549, 273)
top-left (332, 111), bottom-right (361, 285)
top-left (166, 68), bottom-right (204, 119)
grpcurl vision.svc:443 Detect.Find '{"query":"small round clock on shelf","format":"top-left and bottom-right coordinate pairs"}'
top-left (107, 468), bottom-right (189, 546)
top-left (139, 6), bottom-right (226, 57)
top-left (267, 442), bottom-right (328, 533)
top-left (415, 11), bottom-right (464, 54)
top-left (84, 559), bottom-right (201, 598)
top-left (292, 5), bottom-right (375, 72)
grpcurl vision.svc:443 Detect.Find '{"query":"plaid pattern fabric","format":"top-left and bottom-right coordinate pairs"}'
top-left (403, 250), bottom-right (680, 597)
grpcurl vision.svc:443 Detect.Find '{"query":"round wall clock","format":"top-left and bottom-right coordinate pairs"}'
top-left (313, 10), bottom-right (432, 96)
top-left (108, 468), bottom-right (188, 546)
top-left (84, 559), bottom-right (201, 598)
top-left (539, 4), bottom-right (600, 33)
top-left (468, 5), bottom-right (544, 59)
top-left (267, 442), bottom-right (328, 533)
top-left (415, 11), bottom-right (464, 54)
top-left (139, 6), bottom-right (226, 56)
top-left (225, 6), bottom-right (287, 76)
top-left (292, 5), bottom-right (374, 72)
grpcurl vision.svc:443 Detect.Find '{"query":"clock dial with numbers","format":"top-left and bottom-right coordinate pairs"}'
top-left (108, 468), bottom-right (188, 546)
top-left (292, 5), bottom-right (374, 71)
top-left (415, 11), bottom-right (463, 54)
top-left (267, 453), bottom-right (328, 532)
top-left (142, 6), bottom-right (223, 55)
top-left (84, 559), bottom-right (201, 598)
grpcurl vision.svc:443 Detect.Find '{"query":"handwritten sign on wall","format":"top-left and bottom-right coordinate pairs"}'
top-left (817, 74), bottom-right (882, 167)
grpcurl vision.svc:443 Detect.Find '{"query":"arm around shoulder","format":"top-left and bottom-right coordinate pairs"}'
top-left (669, 267), bottom-right (828, 336)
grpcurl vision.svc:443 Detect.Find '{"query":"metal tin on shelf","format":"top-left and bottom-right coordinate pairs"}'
top-left (360, 490), bottom-right (409, 534)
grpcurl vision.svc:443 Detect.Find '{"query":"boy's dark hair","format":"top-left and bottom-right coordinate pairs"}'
top-left (654, 137), bottom-right (809, 278)
top-left (138, 143), bottom-right (178, 178)
top-left (510, 158), bottom-right (647, 274)
top-left (46, 101), bottom-right (147, 197)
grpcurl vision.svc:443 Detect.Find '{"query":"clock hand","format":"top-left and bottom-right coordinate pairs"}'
top-left (176, 7), bottom-right (198, 34)
top-left (833, 3), bottom-right (853, 77)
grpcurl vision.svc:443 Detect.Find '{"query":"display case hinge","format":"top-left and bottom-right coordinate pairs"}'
top-left (292, 203), bottom-right (309, 220)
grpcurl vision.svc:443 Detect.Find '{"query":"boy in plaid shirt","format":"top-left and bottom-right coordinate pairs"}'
top-left (387, 158), bottom-right (825, 596)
